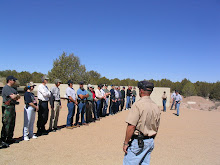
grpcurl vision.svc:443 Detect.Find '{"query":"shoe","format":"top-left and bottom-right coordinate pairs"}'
top-left (6, 138), bottom-right (18, 144)
top-left (29, 135), bottom-right (38, 139)
top-left (74, 124), bottom-right (80, 127)
top-left (82, 123), bottom-right (88, 126)
top-left (71, 125), bottom-right (77, 128)
top-left (66, 126), bottom-right (73, 129)
top-left (1, 141), bottom-right (9, 148)
top-left (23, 136), bottom-right (30, 141)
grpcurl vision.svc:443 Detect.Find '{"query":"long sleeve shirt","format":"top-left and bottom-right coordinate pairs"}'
top-left (175, 94), bottom-right (182, 102)
top-left (38, 84), bottom-right (51, 101)
top-left (95, 89), bottom-right (103, 100)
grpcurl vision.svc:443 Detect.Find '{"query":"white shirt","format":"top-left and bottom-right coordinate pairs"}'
top-left (100, 89), bottom-right (105, 97)
top-left (175, 94), bottom-right (182, 102)
top-left (171, 92), bottom-right (176, 99)
top-left (38, 84), bottom-right (51, 101)
top-left (95, 89), bottom-right (102, 100)
top-left (114, 89), bottom-right (119, 99)
top-left (66, 87), bottom-right (76, 101)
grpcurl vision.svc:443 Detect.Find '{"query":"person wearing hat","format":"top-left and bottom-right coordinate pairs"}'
top-left (75, 81), bottom-right (89, 126)
top-left (109, 85), bottom-right (115, 115)
top-left (37, 75), bottom-right (51, 136)
top-left (23, 82), bottom-right (38, 141)
top-left (103, 85), bottom-right (111, 117)
top-left (175, 90), bottom-right (182, 116)
top-left (121, 87), bottom-right (126, 110)
top-left (162, 91), bottom-right (167, 112)
top-left (170, 90), bottom-right (176, 110)
top-left (1, 76), bottom-right (20, 147)
top-left (86, 84), bottom-right (94, 123)
top-left (95, 84), bottom-right (105, 119)
top-left (125, 86), bottom-right (132, 110)
top-left (66, 80), bottom-right (78, 129)
top-left (123, 81), bottom-right (161, 165)
top-left (49, 79), bottom-right (62, 132)
top-left (132, 87), bottom-right (137, 104)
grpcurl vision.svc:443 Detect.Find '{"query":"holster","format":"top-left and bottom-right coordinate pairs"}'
top-left (137, 132), bottom-right (144, 148)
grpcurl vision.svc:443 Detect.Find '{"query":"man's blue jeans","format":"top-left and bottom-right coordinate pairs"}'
top-left (103, 98), bottom-right (109, 116)
top-left (176, 103), bottom-right (180, 116)
top-left (96, 100), bottom-right (101, 118)
top-left (66, 102), bottom-right (75, 126)
top-left (163, 100), bottom-right (166, 111)
top-left (170, 99), bottom-right (175, 110)
top-left (123, 138), bottom-right (154, 165)
top-left (132, 96), bottom-right (136, 104)
top-left (75, 102), bottom-right (86, 125)
top-left (126, 96), bottom-right (130, 109)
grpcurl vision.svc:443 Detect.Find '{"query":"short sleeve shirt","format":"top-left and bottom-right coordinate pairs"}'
top-left (24, 92), bottom-right (36, 105)
top-left (2, 85), bottom-right (18, 104)
top-left (126, 96), bottom-right (161, 136)
top-left (66, 87), bottom-right (76, 101)
top-left (175, 94), bottom-right (182, 102)
top-left (77, 88), bottom-right (88, 100)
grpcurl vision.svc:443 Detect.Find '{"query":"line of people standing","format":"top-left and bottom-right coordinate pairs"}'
top-left (0, 75), bottom-right (138, 148)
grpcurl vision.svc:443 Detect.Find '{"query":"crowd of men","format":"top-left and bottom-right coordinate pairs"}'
top-left (0, 75), bottom-right (137, 148)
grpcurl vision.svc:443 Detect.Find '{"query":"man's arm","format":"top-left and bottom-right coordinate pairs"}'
top-left (68, 96), bottom-right (78, 105)
top-left (123, 124), bottom-right (136, 154)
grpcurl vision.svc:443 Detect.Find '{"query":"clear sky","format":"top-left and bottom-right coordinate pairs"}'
top-left (0, 0), bottom-right (219, 83)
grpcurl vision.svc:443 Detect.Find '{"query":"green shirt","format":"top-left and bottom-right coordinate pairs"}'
top-left (87, 90), bottom-right (93, 101)
top-left (132, 90), bottom-right (137, 97)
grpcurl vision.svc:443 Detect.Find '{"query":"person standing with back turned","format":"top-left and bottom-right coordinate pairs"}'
top-left (123, 81), bottom-right (161, 165)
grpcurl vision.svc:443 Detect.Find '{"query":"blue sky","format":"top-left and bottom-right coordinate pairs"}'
top-left (0, 0), bottom-right (219, 83)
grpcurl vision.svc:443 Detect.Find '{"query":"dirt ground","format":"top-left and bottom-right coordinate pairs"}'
top-left (0, 97), bottom-right (220, 165)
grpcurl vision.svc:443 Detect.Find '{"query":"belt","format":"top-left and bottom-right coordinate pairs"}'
top-left (78, 100), bottom-right (86, 103)
top-left (38, 100), bottom-right (48, 102)
top-left (132, 135), bottom-right (155, 139)
top-left (55, 100), bottom-right (60, 102)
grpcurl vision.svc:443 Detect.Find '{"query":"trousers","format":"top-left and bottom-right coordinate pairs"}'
top-left (126, 96), bottom-right (130, 109)
top-left (75, 102), bottom-right (86, 125)
top-left (86, 101), bottom-right (93, 123)
top-left (123, 138), bottom-right (154, 165)
top-left (23, 106), bottom-right (36, 137)
top-left (1, 104), bottom-right (16, 141)
top-left (163, 100), bottom-right (167, 111)
top-left (37, 101), bottom-right (49, 132)
top-left (49, 101), bottom-right (60, 129)
top-left (66, 102), bottom-right (75, 126)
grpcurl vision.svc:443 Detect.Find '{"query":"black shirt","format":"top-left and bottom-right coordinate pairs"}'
top-left (126, 89), bottom-right (132, 96)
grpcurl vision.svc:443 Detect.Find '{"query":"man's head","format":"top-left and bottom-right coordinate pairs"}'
top-left (54, 79), bottom-right (62, 87)
top-left (138, 81), bottom-right (154, 97)
top-left (118, 86), bottom-right (120, 90)
top-left (98, 84), bottom-right (102, 89)
top-left (27, 82), bottom-right (36, 91)
top-left (87, 84), bottom-right (93, 90)
top-left (6, 76), bottom-right (17, 86)
top-left (104, 84), bottom-right (108, 89)
top-left (41, 75), bottom-right (49, 84)
top-left (164, 91), bottom-right (166, 94)
top-left (122, 87), bottom-right (125, 90)
top-left (134, 87), bottom-right (136, 90)
top-left (68, 80), bottom-right (73, 88)
top-left (175, 90), bottom-right (179, 95)
top-left (79, 81), bottom-right (84, 88)
top-left (111, 85), bottom-right (114, 89)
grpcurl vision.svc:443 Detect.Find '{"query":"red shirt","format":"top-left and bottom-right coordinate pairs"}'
top-left (92, 91), bottom-right (96, 99)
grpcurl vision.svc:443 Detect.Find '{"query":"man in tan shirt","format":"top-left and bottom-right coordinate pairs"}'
top-left (123, 81), bottom-right (161, 165)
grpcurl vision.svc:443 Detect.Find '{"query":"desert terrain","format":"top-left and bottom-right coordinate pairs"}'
top-left (0, 96), bottom-right (220, 165)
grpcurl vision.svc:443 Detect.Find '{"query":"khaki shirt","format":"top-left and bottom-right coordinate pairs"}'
top-left (126, 96), bottom-right (161, 136)
top-left (162, 93), bottom-right (167, 100)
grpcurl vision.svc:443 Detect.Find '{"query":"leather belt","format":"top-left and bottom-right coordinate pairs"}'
top-left (132, 135), bottom-right (155, 139)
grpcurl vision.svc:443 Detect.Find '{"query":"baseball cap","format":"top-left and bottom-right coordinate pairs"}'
top-left (41, 75), bottom-right (49, 82)
top-left (98, 84), bottom-right (103, 88)
top-left (87, 84), bottom-right (92, 88)
top-left (54, 79), bottom-right (62, 84)
top-left (27, 82), bottom-right (36, 87)
top-left (6, 76), bottom-right (17, 81)
top-left (138, 81), bottom-right (154, 91)
top-left (67, 80), bottom-right (73, 84)
top-left (79, 81), bottom-right (84, 85)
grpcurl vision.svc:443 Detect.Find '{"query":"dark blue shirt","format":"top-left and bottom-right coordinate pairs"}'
top-left (110, 89), bottom-right (115, 99)
top-left (77, 88), bottom-right (88, 100)
top-left (24, 92), bottom-right (36, 105)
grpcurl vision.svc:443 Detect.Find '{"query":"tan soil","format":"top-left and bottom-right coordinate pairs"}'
top-left (0, 97), bottom-right (220, 165)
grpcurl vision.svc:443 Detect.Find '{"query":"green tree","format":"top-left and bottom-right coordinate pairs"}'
top-left (48, 52), bottom-right (88, 84)
top-left (110, 78), bottom-right (121, 86)
top-left (87, 70), bottom-right (101, 85)
top-left (31, 72), bottom-right (44, 83)
top-left (17, 71), bottom-right (32, 86)
top-left (182, 82), bottom-right (197, 97)
top-left (195, 81), bottom-right (212, 97)
top-left (209, 82), bottom-right (220, 100)
top-left (96, 77), bottom-right (110, 85)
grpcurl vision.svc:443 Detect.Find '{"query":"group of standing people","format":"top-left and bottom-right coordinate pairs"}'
top-left (0, 75), bottom-right (138, 148)
top-left (162, 90), bottom-right (182, 116)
